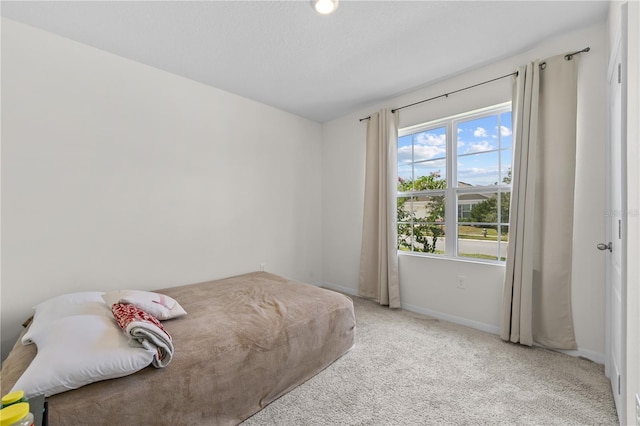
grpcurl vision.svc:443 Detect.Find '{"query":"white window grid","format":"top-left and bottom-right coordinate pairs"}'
top-left (397, 102), bottom-right (512, 262)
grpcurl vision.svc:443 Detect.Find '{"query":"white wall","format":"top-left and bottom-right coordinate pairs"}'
top-left (0, 18), bottom-right (323, 360)
top-left (0, 15), bottom-right (613, 367)
top-left (321, 22), bottom-right (608, 362)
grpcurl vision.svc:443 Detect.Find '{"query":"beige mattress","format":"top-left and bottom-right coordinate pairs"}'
top-left (0, 272), bottom-right (356, 425)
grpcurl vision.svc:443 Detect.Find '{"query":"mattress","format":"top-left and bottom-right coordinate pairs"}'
top-left (0, 272), bottom-right (356, 425)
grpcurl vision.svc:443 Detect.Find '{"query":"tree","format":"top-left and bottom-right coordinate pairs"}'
top-left (469, 196), bottom-right (498, 224)
top-left (397, 172), bottom-right (445, 253)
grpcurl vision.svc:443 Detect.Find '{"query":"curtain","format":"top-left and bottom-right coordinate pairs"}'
top-left (358, 109), bottom-right (401, 308)
top-left (501, 54), bottom-right (579, 349)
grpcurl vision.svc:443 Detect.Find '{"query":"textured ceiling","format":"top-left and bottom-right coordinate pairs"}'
top-left (1, 1), bottom-right (609, 122)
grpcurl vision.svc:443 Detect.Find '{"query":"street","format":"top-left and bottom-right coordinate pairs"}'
top-left (433, 237), bottom-right (508, 259)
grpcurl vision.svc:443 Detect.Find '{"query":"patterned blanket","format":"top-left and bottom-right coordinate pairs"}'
top-left (111, 303), bottom-right (174, 368)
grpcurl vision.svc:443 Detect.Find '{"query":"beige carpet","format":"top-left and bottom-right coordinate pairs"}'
top-left (243, 295), bottom-right (618, 425)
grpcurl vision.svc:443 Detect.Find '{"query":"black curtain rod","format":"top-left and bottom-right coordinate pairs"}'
top-left (358, 46), bottom-right (590, 122)
top-left (390, 71), bottom-right (517, 114)
top-left (358, 71), bottom-right (516, 122)
top-left (565, 46), bottom-right (590, 60)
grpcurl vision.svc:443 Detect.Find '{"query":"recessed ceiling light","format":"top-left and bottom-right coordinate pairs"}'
top-left (312, 0), bottom-right (339, 15)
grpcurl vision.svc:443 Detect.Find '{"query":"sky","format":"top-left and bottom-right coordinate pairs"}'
top-left (399, 111), bottom-right (512, 188)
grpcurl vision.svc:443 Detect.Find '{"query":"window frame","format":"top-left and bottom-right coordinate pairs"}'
top-left (397, 102), bottom-right (512, 263)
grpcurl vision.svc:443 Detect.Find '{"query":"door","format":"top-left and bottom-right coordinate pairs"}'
top-left (605, 30), bottom-right (626, 424)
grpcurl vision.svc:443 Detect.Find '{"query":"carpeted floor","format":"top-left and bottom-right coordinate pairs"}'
top-left (243, 295), bottom-right (618, 425)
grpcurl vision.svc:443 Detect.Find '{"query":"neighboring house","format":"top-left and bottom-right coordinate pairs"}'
top-left (457, 182), bottom-right (492, 220)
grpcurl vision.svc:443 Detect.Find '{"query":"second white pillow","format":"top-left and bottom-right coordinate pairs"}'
top-left (102, 290), bottom-right (187, 320)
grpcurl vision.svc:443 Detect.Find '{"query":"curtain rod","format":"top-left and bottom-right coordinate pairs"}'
top-left (565, 46), bottom-right (590, 60)
top-left (359, 46), bottom-right (590, 122)
top-left (391, 71), bottom-right (517, 114)
top-left (358, 71), bottom-right (516, 122)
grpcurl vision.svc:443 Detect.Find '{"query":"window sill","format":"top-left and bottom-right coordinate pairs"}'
top-left (397, 250), bottom-right (506, 267)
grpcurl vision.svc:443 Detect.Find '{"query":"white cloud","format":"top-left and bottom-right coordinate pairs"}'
top-left (396, 132), bottom-right (446, 162)
top-left (464, 141), bottom-right (495, 154)
top-left (415, 132), bottom-right (446, 146)
top-left (457, 166), bottom-right (500, 185)
top-left (398, 143), bottom-right (447, 163)
top-left (500, 125), bottom-right (512, 136)
top-left (473, 127), bottom-right (488, 137)
top-left (414, 144), bottom-right (446, 161)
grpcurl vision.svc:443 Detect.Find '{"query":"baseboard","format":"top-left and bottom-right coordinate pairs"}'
top-left (545, 347), bottom-right (604, 365)
top-left (318, 281), bottom-right (358, 296)
top-left (401, 302), bottom-right (501, 335)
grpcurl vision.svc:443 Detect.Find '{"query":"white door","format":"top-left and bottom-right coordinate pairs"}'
top-left (605, 33), bottom-right (626, 424)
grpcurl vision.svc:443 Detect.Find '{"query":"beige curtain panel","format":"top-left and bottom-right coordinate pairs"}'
top-left (501, 54), bottom-right (579, 350)
top-left (358, 109), bottom-right (401, 308)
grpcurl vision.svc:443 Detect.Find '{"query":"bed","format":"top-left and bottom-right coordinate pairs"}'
top-left (0, 271), bottom-right (356, 425)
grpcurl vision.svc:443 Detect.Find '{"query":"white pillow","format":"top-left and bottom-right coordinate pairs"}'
top-left (14, 293), bottom-right (155, 397)
top-left (102, 290), bottom-right (187, 320)
top-left (22, 291), bottom-right (107, 345)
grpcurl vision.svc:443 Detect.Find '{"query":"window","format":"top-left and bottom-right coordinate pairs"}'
top-left (397, 103), bottom-right (512, 262)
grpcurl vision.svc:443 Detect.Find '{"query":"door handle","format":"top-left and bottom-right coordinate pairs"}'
top-left (597, 242), bottom-right (612, 252)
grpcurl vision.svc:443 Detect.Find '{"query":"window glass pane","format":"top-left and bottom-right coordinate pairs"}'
top-left (457, 225), bottom-right (500, 261)
top-left (412, 194), bottom-right (445, 223)
top-left (413, 223), bottom-right (445, 254)
top-left (458, 151), bottom-right (500, 186)
top-left (397, 195), bottom-right (415, 252)
top-left (414, 162), bottom-right (446, 189)
top-left (413, 127), bottom-right (447, 162)
top-left (397, 194), bottom-right (445, 255)
top-left (397, 223), bottom-right (446, 254)
top-left (500, 111), bottom-right (513, 150)
top-left (397, 196), bottom-right (413, 223)
top-left (458, 192), bottom-right (498, 224)
top-left (398, 134), bottom-right (413, 165)
top-left (458, 225), bottom-right (499, 260)
top-left (397, 223), bottom-right (414, 252)
top-left (456, 191), bottom-right (509, 261)
top-left (457, 115), bottom-right (498, 156)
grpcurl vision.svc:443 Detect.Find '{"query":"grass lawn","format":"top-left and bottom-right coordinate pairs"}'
top-left (458, 225), bottom-right (508, 242)
top-left (459, 253), bottom-right (506, 261)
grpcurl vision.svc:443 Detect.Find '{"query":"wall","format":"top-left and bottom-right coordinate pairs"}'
top-left (321, 22), bottom-right (608, 362)
top-left (0, 19), bottom-right (323, 360)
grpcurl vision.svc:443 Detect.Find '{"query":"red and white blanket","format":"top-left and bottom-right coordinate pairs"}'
top-left (111, 303), bottom-right (174, 368)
